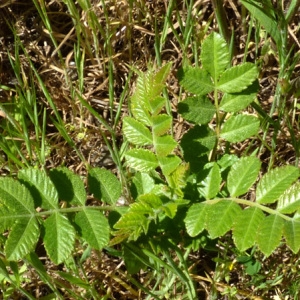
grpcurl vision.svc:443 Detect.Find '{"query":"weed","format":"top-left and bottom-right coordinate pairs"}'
top-left (1, 0), bottom-right (300, 299)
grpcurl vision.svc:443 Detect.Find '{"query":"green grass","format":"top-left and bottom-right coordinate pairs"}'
top-left (0, 0), bottom-right (300, 298)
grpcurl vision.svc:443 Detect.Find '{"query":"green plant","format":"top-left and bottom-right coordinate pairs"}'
top-left (240, 0), bottom-right (300, 167)
top-left (0, 166), bottom-right (120, 297)
top-left (0, 167), bottom-right (116, 264)
top-left (0, 32), bottom-right (49, 171)
top-left (178, 33), bottom-right (300, 257)
top-left (0, 258), bottom-right (35, 299)
top-left (113, 32), bottom-right (300, 294)
top-left (1, 27), bottom-right (300, 298)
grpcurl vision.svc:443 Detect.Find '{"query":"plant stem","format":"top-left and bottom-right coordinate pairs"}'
top-left (206, 198), bottom-right (294, 222)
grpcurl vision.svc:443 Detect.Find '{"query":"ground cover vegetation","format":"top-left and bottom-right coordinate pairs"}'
top-left (0, 0), bottom-right (300, 299)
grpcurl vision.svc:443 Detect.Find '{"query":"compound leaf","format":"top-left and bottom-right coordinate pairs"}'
top-left (206, 201), bottom-right (242, 238)
top-left (132, 172), bottom-right (155, 196)
top-left (5, 217), bottom-right (39, 261)
top-left (149, 96), bottom-right (166, 115)
top-left (165, 162), bottom-right (189, 193)
top-left (220, 93), bottom-right (255, 113)
top-left (220, 114), bottom-right (260, 143)
top-left (158, 155), bottom-right (181, 176)
top-left (219, 81), bottom-right (259, 112)
top-left (75, 208), bottom-right (109, 250)
top-left (178, 66), bottom-right (214, 96)
top-left (114, 211), bottom-right (150, 241)
top-left (201, 32), bottom-right (230, 81)
top-left (151, 63), bottom-right (172, 95)
top-left (123, 117), bottom-right (152, 146)
top-left (125, 149), bottom-right (158, 172)
top-left (43, 212), bottom-right (75, 264)
top-left (157, 61), bottom-right (172, 78)
top-left (161, 202), bottom-right (179, 219)
top-left (18, 168), bottom-right (58, 209)
top-left (217, 63), bottom-right (258, 93)
top-left (131, 92), bottom-right (152, 126)
top-left (114, 194), bottom-right (164, 241)
top-left (132, 200), bottom-right (155, 216)
top-left (180, 125), bottom-right (217, 171)
top-left (130, 63), bottom-right (171, 125)
top-left (0, 177), bottom-right (35, 214)
top-left (228, 156), bottom-right (261, 197)
top-left (217, 154), bottom-right (239, 171)
top-left (88, 168), bottom-right (121, 205)
top-left (198, 163), bottom-right (221, 199)
top-left (154, 135), bottom-right (177, 157)
top-left (135, 73), bottom-right (157, 107)
top-left (233, 207), bottom-right (265, 251)
top-left (256, 165), bottom-right (299, 204)
top-left (284, 219), bottom-right (300, 253)
top-left (184, 202), bottom-right (209, 237)
top-left (277, 182), bottom-right (300, 214)
top-left (49, 167), bottom-right (86, 206)
top-left (256, 214), bottom-right (284, 256)
top-left (0, 205), bottom-right (15, 233)
top-left (178, 96), bottom-right (216, 124)
top-left (130, 201), bottom-right (153, 216)
top-left (152, 114), bottom-right (172, 136)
